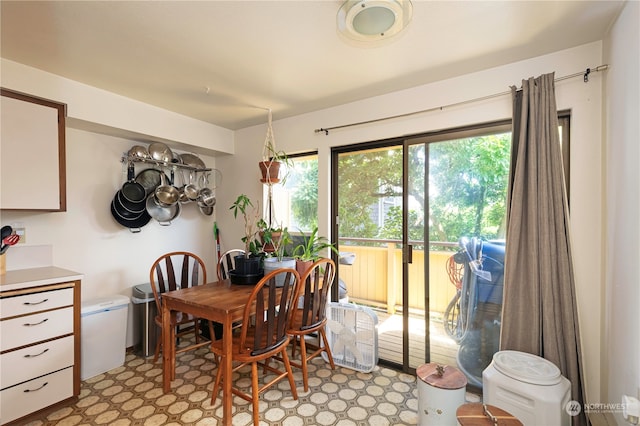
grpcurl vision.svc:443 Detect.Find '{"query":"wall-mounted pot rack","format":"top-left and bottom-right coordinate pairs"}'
top-left (120, 155), bottom-right (212, 173)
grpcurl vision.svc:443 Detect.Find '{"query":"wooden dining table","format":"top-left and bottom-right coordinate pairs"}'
top-left (161, 280), bottom-right (255, 426)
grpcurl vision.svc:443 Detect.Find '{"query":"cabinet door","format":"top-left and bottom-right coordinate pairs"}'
top-left (0, 89), bottom-right (66, 211)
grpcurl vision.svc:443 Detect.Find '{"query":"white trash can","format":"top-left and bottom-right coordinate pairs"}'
top-left (81, 295), bottom-right (129, 380)
top-left (483, 350), bottom-right (571, 426)
top-left (417, 363), bottom-right (467, 425)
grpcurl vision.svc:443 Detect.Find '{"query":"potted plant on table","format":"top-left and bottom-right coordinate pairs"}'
top-left (293, 226), bottom-right (339, 276)
top-left (229, 194), bottom-right (263, 284)
top-left (262, 227), bottom-right (296, 286)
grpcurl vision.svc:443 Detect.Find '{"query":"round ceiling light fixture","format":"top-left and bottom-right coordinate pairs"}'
top-left (337, 0), bottom-right (413, 43)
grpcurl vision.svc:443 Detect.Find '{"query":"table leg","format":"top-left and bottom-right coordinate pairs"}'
top-left (222, 316), bottom-right (233, 425)
top-left (162, 303), bottom-right (172, 393)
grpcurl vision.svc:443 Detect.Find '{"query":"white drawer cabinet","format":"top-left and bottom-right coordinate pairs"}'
top-left (0, 269), bottom-right (81, 426)
top-left (1, 335), bottom-right (74, 388)
top-left (0, 287), bottom-right (73, 318)
top-left (0, 367), bottom-right (74, 425)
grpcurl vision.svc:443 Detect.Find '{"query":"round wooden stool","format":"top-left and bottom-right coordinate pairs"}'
top-left (456, 403), bottom-right (523, 425)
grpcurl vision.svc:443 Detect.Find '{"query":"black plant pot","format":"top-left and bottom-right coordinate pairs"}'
top-left (230, 255), bottom-right (263, 285)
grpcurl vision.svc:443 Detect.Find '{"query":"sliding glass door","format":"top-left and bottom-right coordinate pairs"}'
top-left (332, 122), bottom-right (512, 381)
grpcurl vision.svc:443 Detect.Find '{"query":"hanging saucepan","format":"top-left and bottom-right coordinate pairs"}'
top-left (154, 170), bottom-right (179, 207)
top-left (197, 187), bottom-right (216, 207)
top-left (177, 170), bottom-right (195, 203)
top-left (198, 203), bottom-right (214, 216)
top-left (146, 194), bottom-right (181, 226)
top-left (110, 199), bottom-right (151, 233)
top-left (184, 171), bottom-right (199, 201)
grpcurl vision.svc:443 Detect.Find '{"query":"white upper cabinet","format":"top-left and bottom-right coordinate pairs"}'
top-left (1, 89), bottom-right (67, 211)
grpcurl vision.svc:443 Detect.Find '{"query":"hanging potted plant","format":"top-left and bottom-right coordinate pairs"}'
top-left (259, 109), bottom-right (293, 185)
top-left (293, 226), bottom-right (339, 276)
top-left (229, 194), bottom-right (263, 284)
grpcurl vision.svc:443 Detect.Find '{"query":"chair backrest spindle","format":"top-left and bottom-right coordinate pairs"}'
top-left (240, 268), bottom-right (300, 356)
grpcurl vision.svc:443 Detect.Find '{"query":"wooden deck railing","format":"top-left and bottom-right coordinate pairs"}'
top-left (338, 240), bottom-right (459, 314)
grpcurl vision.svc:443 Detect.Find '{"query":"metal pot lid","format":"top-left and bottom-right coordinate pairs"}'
top-left (180, 153), bottom-right (206, 169)
top-left (148, 142), bottom-right (173, 163)
top-left (128, 145), bottom-right (149, 159)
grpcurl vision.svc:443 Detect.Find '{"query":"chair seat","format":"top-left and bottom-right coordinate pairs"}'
top-left (211, 330), bottom-right (290, 362)
top-left (289, 311), bottom-right (325, 334)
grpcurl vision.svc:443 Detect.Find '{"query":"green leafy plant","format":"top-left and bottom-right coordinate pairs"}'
top-left (230, 194), bottom-right (261, 258)
top-left (259, 220), bottom-right (292, 262)
top-left (293, 226), bottom-right (338, 262)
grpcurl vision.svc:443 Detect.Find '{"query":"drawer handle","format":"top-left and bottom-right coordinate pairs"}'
top-left (23, 298), bottom-right (49, 306)
top-left (23, 318), bottom-right (49, 326)
top-left (24, 348), bottom-right (50, 358)
top-left (24, 382), bottom-right (48, 393)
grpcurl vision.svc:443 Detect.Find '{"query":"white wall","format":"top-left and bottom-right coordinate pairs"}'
top-left (0, 128), bottom-right (220, 347)
top-left (603, 1), bottom-right (640, 422)
top-left (217, 42), bottom-right (607, 402)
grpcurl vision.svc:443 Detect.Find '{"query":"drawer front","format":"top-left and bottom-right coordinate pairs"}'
top-left (1, 335), bottom-right (74, 389)
top-left (0, 307), bottom-right (73, 351)
top-left (0, 367), bottom-right (73, 425)
top-left (0, 288), bottom-right (73, 319)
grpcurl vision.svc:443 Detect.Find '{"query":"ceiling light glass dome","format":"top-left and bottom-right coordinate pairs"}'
top-left (337, 0), bottom-right (413, 43)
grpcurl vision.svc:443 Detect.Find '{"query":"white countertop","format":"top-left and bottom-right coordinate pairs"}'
top-left (0, 266), bottom-right (83, 292)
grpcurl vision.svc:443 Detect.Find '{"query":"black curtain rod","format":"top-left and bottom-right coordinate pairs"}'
top-left (314, 64), bottom-right (609, 135)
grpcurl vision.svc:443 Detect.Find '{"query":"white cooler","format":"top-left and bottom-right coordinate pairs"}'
top-left (483, 350), bottom-right (571, 426)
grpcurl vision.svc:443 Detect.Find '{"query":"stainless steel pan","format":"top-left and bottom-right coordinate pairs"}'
top-left (146, 194), bottom-right (181, 225)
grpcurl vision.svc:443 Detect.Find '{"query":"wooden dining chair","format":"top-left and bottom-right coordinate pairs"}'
top-left (210, 268), bottom-right (301, 425)
top-left (149, 251), bottom-right (216, 374)
top-left (217, 248), bottom-right (245, 281)
top-left (287, 258), bottom-right (337, 391)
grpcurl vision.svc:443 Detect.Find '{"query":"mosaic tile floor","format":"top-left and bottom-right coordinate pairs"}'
top-left (24, 341), bottom-right (480, 426)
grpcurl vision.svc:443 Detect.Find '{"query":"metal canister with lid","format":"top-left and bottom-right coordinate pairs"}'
top-left (417, 363), bottom-right (467, 425)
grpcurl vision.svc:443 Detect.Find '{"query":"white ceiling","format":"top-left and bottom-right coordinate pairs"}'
top-left (0, 1), bottom-right (624, 130)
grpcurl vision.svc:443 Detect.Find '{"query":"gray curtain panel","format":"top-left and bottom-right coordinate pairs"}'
top-left (500, 73), bottom-right (587, 425)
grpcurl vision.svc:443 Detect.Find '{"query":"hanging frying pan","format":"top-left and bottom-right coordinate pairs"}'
top-left (110, 200), bottom-right (151, 233)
